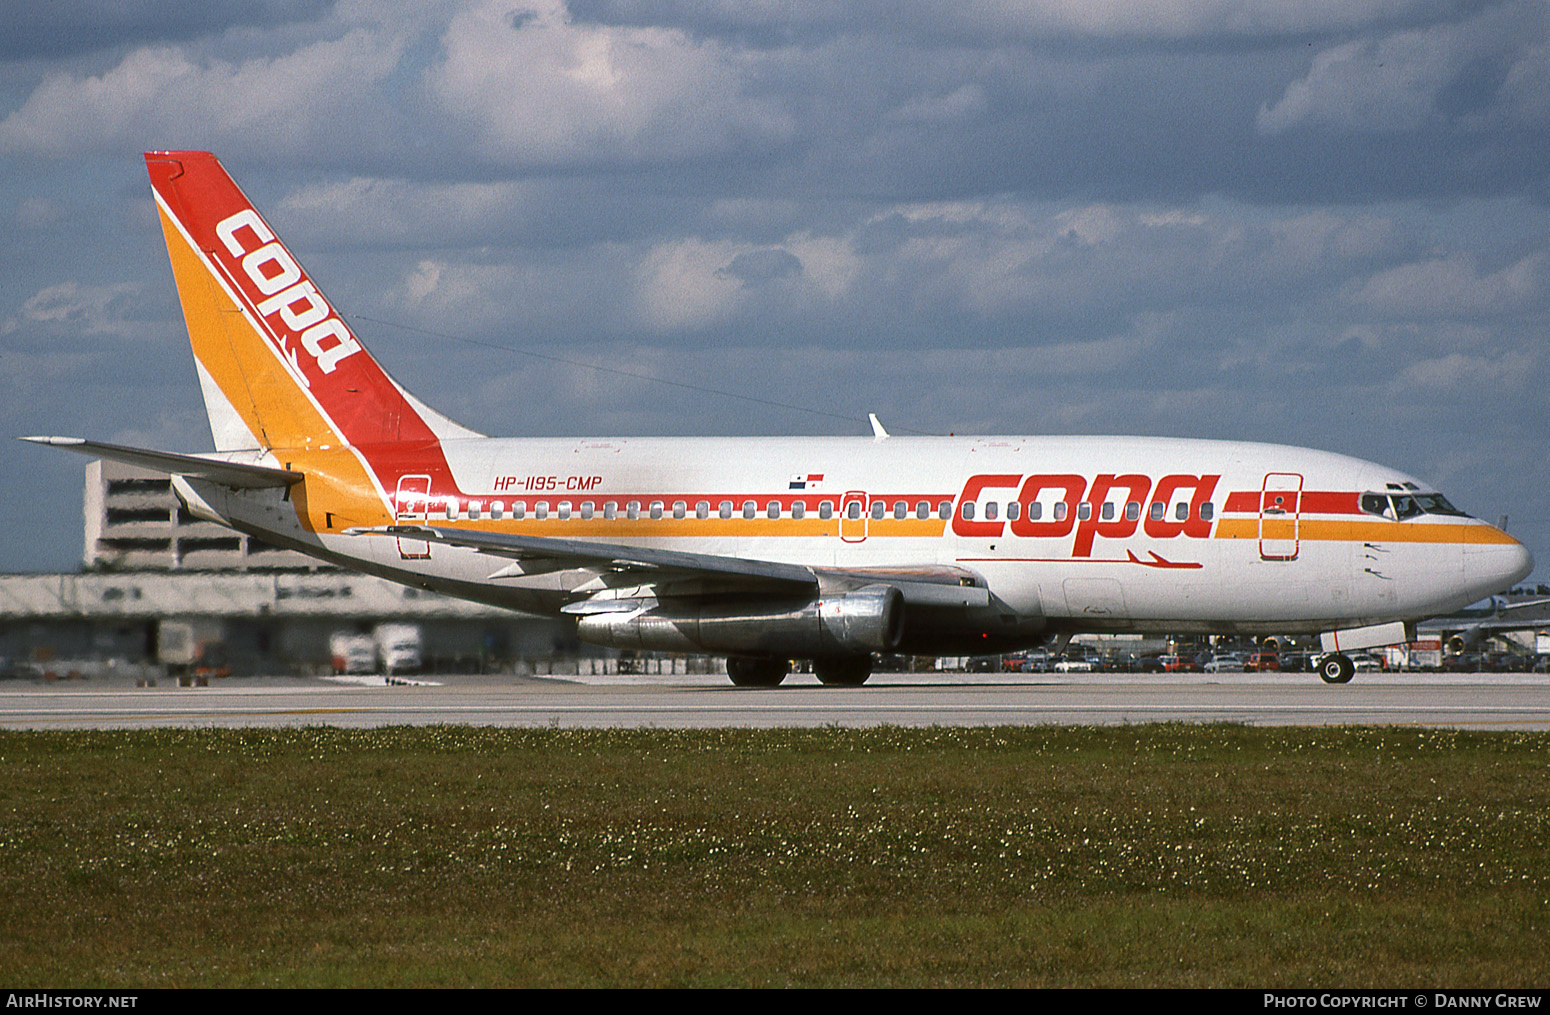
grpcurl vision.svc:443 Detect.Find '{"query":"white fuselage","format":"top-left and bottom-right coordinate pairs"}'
top-left (190, 433), bottom-right (1531, 653)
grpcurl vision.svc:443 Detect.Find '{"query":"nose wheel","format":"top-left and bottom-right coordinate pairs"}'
top-left (1318, 653), bottom-right (1355, 684)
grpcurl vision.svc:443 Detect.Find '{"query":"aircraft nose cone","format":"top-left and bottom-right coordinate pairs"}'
top-left (1462, 527), bottom-right (1534, 600)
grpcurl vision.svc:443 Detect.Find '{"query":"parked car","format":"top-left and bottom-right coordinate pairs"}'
top-left (1277, 651), bottom-right (1310, 673)
top-left (1350, 653), bottom-right (1385, 672)
top-left (1053, 656), bottom-right (1095, 673)
top-left (1202, 653), bottom-right (1245, 672)
top-left (1244, 651), bottom-right (1280, 672)
top-left (1160, 654), bottom-right (1202, 673)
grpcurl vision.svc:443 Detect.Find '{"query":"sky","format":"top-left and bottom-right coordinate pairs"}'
top-left (1, 0), bottom-right (1547, 580)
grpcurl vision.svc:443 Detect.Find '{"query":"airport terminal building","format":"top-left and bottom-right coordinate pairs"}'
top-left (1, 460), bottom-right (586, 678)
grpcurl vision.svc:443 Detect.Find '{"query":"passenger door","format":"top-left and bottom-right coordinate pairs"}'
top-left (1258, 472), bottom-right (1303, 561)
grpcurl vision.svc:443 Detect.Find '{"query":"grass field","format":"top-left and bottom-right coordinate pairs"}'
top-left (1, 724), bottom-right (1546, 987)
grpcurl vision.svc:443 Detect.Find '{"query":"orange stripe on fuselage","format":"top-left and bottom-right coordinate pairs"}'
top-left (1212, 518), bottom-right (1517, 545)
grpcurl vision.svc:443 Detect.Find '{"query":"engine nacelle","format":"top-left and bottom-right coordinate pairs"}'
top-left (576, 584), bottom-right (905, 657)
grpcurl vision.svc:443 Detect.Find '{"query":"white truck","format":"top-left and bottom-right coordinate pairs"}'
top-left (373, 623), bottom-right (422, 675)
top-left (329, 631), bottom-right (376, 675)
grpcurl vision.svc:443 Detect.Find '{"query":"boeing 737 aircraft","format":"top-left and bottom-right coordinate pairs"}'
top-left (24, 151), bottom-right (1534, 686)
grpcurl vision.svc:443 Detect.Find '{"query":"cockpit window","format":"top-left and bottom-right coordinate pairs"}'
top-left (1361, 491), bottom-right (1469, 520)
top-left (1360, 493), bottom-right (1393, 518)
top-left (1413, 493), bottom-right (1467, 517)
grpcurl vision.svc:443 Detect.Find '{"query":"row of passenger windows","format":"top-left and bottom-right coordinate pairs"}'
top-left (407, 497), bottom-right (1214, 523)
top-left (410, 498), bottom-right (958, 522)
top-left (960, 500), bottom-right (1214, 522)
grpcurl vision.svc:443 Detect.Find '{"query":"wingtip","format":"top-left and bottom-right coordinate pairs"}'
top-left (20, 435), bottom-right (84, 446)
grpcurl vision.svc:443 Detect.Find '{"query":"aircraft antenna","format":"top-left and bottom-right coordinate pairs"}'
top-left (346, 313), bottom-right (938, 436)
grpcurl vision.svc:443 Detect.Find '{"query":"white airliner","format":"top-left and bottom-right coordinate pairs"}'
top-left (24, 151), bottom-right (1534, 686)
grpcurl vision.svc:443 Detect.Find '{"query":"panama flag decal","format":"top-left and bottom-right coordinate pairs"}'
top-left (789, 473), bottom-right (825, 490)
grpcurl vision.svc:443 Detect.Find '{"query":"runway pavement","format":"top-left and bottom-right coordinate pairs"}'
top-left (2, 671), bottom-right (1547, 730)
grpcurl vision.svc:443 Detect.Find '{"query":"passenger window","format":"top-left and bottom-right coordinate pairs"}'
top-left (492, 501), bottom-right (504, 520)
top-left (1077, 503), bottom-right (1091, 521)
top-left (672, 501), bottom-right (686, 520)
top-left (1100, 502), bottom-right (1114, 521)
top-left (1175, 502), bottom-right (1188, 521)
top-left (893, 500), bottom-right (906, 519)
top-left (1200, 503), bottom-right (1214, 521)
top-left (444, 500), bottom-right (458, 521)
top-left (512, 502), bottom-right (526, 520)
top-left (1054, 502), bottom-right (1067, 521)
top-left (603, 501), bottom-right (617, 520)
top-left (580, 501), bottom-right (594, 520)
top-left (695, 501), bottom-right (709, 520)
top-left (534, 502), bottom-right (548, 520)
top-left (1006, 501), bottom-right (1020, 521)
top-left (961, 502), bottom-right (975, 521)
top-left (985, 502), bottom-right (999, 521)
top-left (649, 501), bottom-right (664, 520)
top-left (792, 501), bottom-right (805, 519)
top-left (848, 501), bottom-right (863, 520)
top-left (1125, 502), bottom-right (1139, 521)
top-left (937, 500), bottom-right (952, 519)
top-left (1028, 501), bottom-right (1043, 520)
top-left (870, 501), bottom-right (885, 520)
top-left (557, 501), bottom-right (571, 520)
top-left (916, 501), bottom-right (929, 519)
top-left (718, 500), bottom-right (733, 519)
top-left (1149, 502), bottom-right (1164, 521)
top-left (626, 501), bottom-right (640, 520)
top-left (820, 501), bottom-right (834, 520)
top-left (768, 501), bottom-right (781, 519)
top-left (468, 501), bottom-right (482, 520)
top-left (743, 500), bottom-right (757, 519)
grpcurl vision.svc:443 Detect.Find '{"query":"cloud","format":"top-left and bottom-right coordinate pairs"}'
top-left (0, 0), bottom-right (331, 60)
top-left (1349, 251), bottom-right (1550, 318)
top-left (5, 281), bottom-right (146, 342)
top-left (716, 248), bottom-right (802, 286)
top-left (1257, 2), bottom-right (1550, 134)
top-left (1392, 347), bottom-right (1542, 394)
top-left (425, 0), bottom-right (795, 169)
top-left (0, 29), bottom-right (405, 160)
top-left (575, 0), bottom-right (1479, 46)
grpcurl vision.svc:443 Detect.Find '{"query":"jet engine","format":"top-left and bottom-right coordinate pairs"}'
top-left (575, 583), bottom-right (905, 657)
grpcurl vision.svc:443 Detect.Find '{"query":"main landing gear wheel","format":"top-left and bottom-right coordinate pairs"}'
top-left (1318, 653), bottom-right (1356, 684)
top-left (726, 657), bottom-right (789, 687)
top-left (814, 656), bottom-right (873, 687)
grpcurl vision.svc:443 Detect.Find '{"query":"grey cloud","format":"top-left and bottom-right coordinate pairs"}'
top-left (717, 248), bottom-right (803, 285)
top-left (0, 0), bottom-right (332, 60)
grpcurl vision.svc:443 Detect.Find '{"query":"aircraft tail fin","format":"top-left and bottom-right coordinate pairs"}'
top-left (145, 151), bottom-right (481, 453)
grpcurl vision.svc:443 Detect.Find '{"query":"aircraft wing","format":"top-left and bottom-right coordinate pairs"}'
top-left (356, 525), bottom-right (992, 607)
top-left (365, 525), bottom-right (820, 591)
top-left (22, 436), bottom-right (301, 489)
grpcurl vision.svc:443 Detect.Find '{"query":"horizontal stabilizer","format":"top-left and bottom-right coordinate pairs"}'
top-left (21, 436), bottom-right (301, 489)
